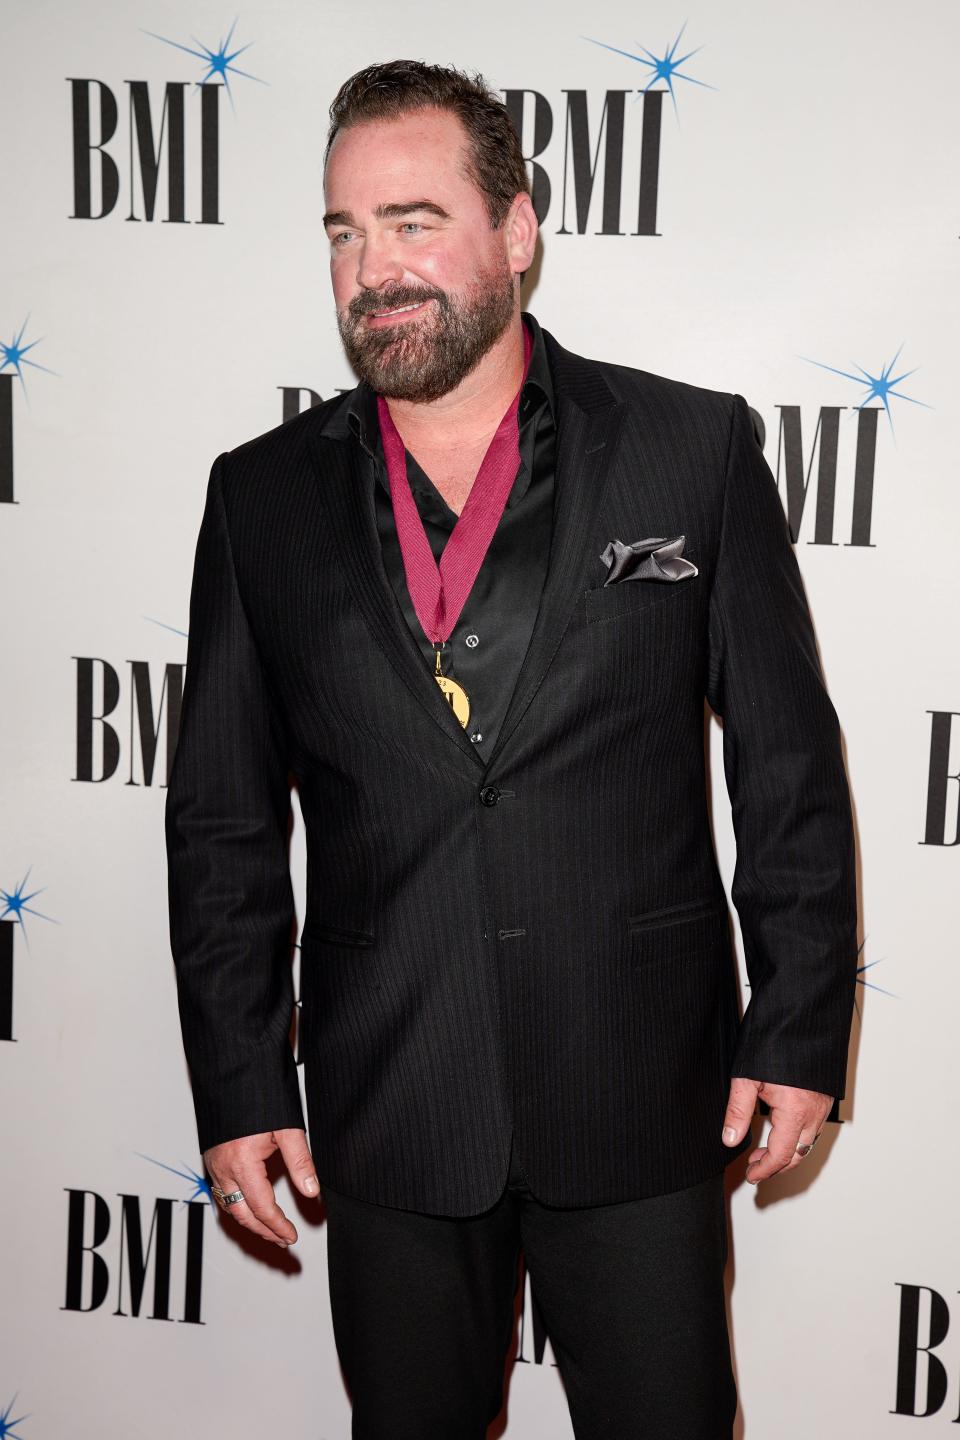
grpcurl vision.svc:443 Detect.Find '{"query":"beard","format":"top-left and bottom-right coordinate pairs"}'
top-left (336, 257), bottom-right (516, 403)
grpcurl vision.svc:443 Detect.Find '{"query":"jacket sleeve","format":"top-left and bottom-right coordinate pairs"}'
top-left (165, 453), bottom-right (305, 1152)
top-left (705, 393), bottom-right (859, 1099)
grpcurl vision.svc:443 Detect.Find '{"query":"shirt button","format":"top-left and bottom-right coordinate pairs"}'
top-left (479, 786), bottom-right (500, 807)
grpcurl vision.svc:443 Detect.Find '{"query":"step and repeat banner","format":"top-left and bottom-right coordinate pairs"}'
top-left (2, 1), bottom-right (958, 1435)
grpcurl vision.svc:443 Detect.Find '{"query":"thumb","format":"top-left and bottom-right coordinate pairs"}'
top-left (722, 1077), bottom-right (761, 1146)
top-left (275, 1127), bottom-right (321, 1198)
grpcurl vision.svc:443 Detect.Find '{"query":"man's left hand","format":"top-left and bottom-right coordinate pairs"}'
top-left (721, 1077), bottom-right (832, 1184)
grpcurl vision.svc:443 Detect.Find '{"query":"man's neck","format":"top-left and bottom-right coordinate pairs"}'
top-left (384, 314), bottom-right (526, 455)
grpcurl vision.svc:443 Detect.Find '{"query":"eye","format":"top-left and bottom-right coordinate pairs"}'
top-left (331, 231), bottom-right (354, 247)
top-left (400, 222), bottom-right (425, 234)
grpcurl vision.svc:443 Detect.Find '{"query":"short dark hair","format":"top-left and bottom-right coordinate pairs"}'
top-left (324, 59), bottom-right (530, 229)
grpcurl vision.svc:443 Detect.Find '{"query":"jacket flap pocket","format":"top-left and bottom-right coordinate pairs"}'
top-left (301, 922), bottom-right (376, 948)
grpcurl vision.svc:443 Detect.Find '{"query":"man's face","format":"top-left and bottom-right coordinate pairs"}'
top-left (324, 108), bottom-right (524, 402)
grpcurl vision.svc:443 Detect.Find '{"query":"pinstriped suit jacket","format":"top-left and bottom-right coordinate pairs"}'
top-left (165, 322), bottom-right (858, 1216)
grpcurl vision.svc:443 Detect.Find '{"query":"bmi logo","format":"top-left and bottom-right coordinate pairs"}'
top-left (68, 21), bottom-right (263, 225)
top-left (921, 712), bottom-right (960, 847)
top-left (0, 1395), bottom-right (28, 1438)
top-left (73, 619), bottom-right (186, 787)
top-left (515, 1265), bottom-right (558, 1369)
top-left (1, 869), bottom-right (56, 1042)
top-left (893, 1284), bottom-right (960, 1421)
top-left (1, 318), bottom-right (56, 506)
top-left (62, 1154), bottom-right (213, 1325)
top-left (278, 383), bottom-right (352, 425)
top-left (504, 24), bottom-right (713, 239)
top-left (751, 346), bottom-right (929, 549)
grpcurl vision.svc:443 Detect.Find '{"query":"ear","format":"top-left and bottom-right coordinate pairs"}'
top-left (504, 192), bottom-right (538, 278)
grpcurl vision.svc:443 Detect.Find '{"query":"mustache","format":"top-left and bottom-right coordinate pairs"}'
top-left (348, 286), bottom-right (445, 318)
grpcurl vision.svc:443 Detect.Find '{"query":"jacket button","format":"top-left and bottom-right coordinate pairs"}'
top-left (479, 786), bottom-right (500, 807)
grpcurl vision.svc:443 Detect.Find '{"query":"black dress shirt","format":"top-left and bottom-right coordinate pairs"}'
top-left (319, 311), bottom-right (557, 758)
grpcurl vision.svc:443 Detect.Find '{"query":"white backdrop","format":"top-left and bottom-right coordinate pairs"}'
top-left (2, 1), bottom-right (959, 1435)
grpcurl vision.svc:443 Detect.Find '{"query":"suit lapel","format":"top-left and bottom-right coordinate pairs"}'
top-left (309, 428), bottom-right (487, 771)
top-left (306, 326), bottom-right (626, 778)
top-left (482, 334), bottom-right (626, 773)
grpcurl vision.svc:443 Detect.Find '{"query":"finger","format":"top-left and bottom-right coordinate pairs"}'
top-left (233, 1161), bottom-right (298, 1245)
top-left (778, 1118), bottom-right (826, 1176)
top-left (722, 1077), bottom-right (760, 1146)
top-left (210, 1171), bottom-right (291, 1247)
top-left (746, 1101), bottom-right (830, 1182)
top-left (275, 1127), bottom-right (321, 1199)
top-left (745, 1110), bottom-right (803, 1184)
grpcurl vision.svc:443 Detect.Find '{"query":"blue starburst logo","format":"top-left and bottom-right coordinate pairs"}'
top-left (801, 345), bottom-right (931, 436)
top-left (855, 937), bottom-right (896, 1020)
top-left (1, 870), bottom-right (56, 951)
top-left (143, 616), bottom-right (188, 639)
top-left (1, 319), bottom-right (56, 400)
top-left (143, 18), bottom-right (266, 109)
top-left (582, 20), bottom-right (715, 118)
top-left (137, 1153), bottom-right (214, 1206)
top-left (0, 1394), bottom-right (28, 1438)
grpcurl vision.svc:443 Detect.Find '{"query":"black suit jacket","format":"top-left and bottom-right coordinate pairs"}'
top-left (165, 321), bottom-right (858, 1216)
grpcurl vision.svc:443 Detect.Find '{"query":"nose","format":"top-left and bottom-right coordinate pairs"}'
top-left (355, 232), bottom-right (405, 293)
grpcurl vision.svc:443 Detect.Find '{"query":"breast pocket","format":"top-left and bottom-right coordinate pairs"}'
top-left (584, 574), bottom-right (699, 625)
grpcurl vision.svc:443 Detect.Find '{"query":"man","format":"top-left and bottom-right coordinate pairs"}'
top-left (166, 60), bottom-right (858, 1440)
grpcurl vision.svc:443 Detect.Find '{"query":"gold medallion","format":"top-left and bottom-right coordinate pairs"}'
top-left (434, 648), bottom-right (471, 728)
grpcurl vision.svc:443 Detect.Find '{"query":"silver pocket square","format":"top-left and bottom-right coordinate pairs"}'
top-left (599, 535), bottom-right (698, 586)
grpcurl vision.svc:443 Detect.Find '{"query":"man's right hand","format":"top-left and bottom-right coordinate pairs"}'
top-left (204, 1127), bottom-right (321, 1247)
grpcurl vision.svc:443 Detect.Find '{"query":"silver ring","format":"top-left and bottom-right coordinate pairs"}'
top-left (211, 1184), bottom-right (245, 1208)
top-left (795, 1131), bottom-right (823, 1158)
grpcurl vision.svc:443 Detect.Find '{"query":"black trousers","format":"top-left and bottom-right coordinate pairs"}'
top-left (322, 1136), bottom-right (737, 1440)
